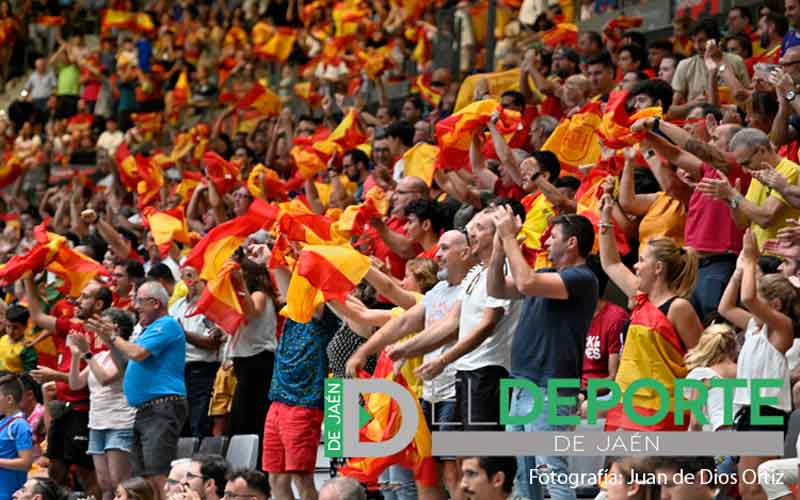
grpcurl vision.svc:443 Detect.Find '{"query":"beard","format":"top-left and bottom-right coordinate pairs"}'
top-left (437, 269), bottom-right (448, 282)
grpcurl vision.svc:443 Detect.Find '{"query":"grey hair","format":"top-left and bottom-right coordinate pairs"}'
top-left (319, 477), bottom-right (366, 500)
top-left (533, 115), bottom-right (559, 136)
top-left (170, 458), bottom-right (192, 468)
top-left (729, 127), bottom-right (772, 153)
top-left (100, 308), bottom-right (136, 340)
top-left (139, 281), bottom-right (170, 307)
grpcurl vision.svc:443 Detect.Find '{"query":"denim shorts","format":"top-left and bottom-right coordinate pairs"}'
top-left (88, 428), bottom-right (134, 455)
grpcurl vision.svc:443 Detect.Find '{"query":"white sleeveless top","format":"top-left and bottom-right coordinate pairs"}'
top-left (734, 318), bottom-right (792, 412)
top-left (228, 299), bottom-right (277, 358)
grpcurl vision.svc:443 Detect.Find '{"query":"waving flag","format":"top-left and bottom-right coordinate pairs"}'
top-left (603, 16), bottom-right (644, 48)
top-left (436, 99), bottom-right (504, 171)
top-left (203, 152), bottom-right (241, 196)
top-left (294, 81), bottom-right (324, 107)
top-left (541, 23), bottom-right (578, 48)
top-left (143, 206), bottom-right (197, 257)
top-left (255, 27), bottom-right (296, 62)
top-left (453, 68), bottom-right (539, 113)
top-left (329, 110), bottom-right (368, 151)
top-left (575, 156), bottom-right (631, 256)
top-left (114, 143), bottom-right (139, 192)
top-left (190, 261), bottom-right (246, 335)
top-left (357, 46), bottom-right (394, 80)
top-left (0, 229), bottom-right (109, 297)
top-left (247, 164), bottom-right (288, 201)
top-left (334, 187), bottom-right (390, 237)
top-left (183, 201), bottom-right (279, 280)
top-left (282, 245), bottom-right (371, 323)
top-left (238, 82), bottom-right (282, 117)
top-left (542, 102), bottom-right (603, 172)
top-left (173, 170), bottom-right (203, 207)
top-left (100, 10), bottom-right (153, 34)
top-left (340, 353), bottom-right (437, 486)
top-left (172, 71), bottom-right (191, 108)
top-left (0, 155), bottom-right (24, 189)
top-left (135, 155), bottom-right (164, 209)
top-left (403, 144), bottom-right (439, 187)
top-left (597, 91), bottom-right (662, 150)
top-left (412, 74), bottom-right (443, 107)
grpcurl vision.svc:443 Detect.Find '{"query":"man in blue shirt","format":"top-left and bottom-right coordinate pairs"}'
top-left (0, 375), bottom-right (34, 500)
top-left (93, 281), bottom-right (186, 499)
top-left (783, 0), bottom-right (800, 55)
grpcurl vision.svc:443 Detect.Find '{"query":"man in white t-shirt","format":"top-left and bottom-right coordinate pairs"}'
top-left (413, 209), bottom-right (520, 432)
top-left (345, 229), bottom-right (475, 499)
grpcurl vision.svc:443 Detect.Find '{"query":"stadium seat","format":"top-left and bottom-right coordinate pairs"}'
top-left (177, 437), bottom-right (199, 459)
top-left (226, 435), bottom-right (260, 469)
top-left (785, 409), bottom-right (800, 458)
top-left (199, 436), bottom-right (230, 456)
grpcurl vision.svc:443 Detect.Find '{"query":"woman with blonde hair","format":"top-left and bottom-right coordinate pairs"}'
top-left (599, 195), bottom-right (704, 431)
top-left (684, 323), bottom-right (739, 432)
top-left (718, 229), bottom-right (798, 500)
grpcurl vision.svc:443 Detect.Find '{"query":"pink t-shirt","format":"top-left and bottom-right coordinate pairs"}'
top-left (684, 162), bottom-right (751, 254)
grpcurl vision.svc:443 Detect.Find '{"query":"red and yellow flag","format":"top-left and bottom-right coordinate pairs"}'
top-left (100, 10), bottom-right (154, 34)
top-left (328, 110), bottom-right (367, 151)
top-left (173, 170), bottom-right (203, 207)
top-left (190, 261), bottom-right (246, 335)
top-left (603, 16), bottom-right (643, 48)
top-left (143, 206), bottom-right (197, 257)
top-left (334, 187), bottom-right (390, 237)
top-left (340, 353), bottom-right (437, 486)
top-left (412, 74), bottom-right (443, 107)
top-left (606, 294), bottom-right (689, 431)
top-left (238, 82), bottom-right (282, 117)
top-left (435, 99), bottom-right (505, 171)
top-left (294, 81), bottom-right (324, 107)
top-left (541, 102), bottom-right (603, 172)
top-left (135, 155), bottom-right (164, 210)
top-left (0, 155), bottom-right (25, 189)
top-left (453, 68), bottom-right (534, 112)
top-left (255, 27), bottom-right (296, 62)
top-left (541, 23), bottom-right (578, 48)
top-left (247, 164), bottom-right (289, 201)
top-left (597, 91), bottom-right (662, 150)
top-left (282, 245), bottom-right (371, 323)
top-left (403, 143), bottom-right (439, 187)
top-left (172, 71), bottom-right (191, 108)
top-left (114, 142), bottom-right (139, 192)
top-left (183, 201), bottom-right (280, 281)
top-left (203, 152), bottom-right (241, 196)
top-left (0, 228), bottom-right (109, 298)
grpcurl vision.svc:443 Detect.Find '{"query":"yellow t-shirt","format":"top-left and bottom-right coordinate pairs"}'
top-left (0, 335), bottom-right (29, 373)
top-left (745, 158), bottom-right (800, 249)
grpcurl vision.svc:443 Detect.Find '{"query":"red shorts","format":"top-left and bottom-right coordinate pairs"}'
top-left (262, 401), bottom-right (323, 473)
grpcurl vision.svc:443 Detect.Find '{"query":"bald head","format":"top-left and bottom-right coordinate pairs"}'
top-left (319, 477), bottom-right (365, 500)
top-left (439, 229), bottom-right (468, 248)
top-left (399, 176), bottom-right (430, 198)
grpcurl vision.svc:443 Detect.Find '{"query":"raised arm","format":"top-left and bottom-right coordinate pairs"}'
top-left (22, 276), bottom-right (56, 332)
top-left (598, 195), bottom-right (638, 298)
top-left (740, 230), bottom-right (794, 353)
top-left (363, 266), bottom-right (418, 310)
top-left (717, 258), bottom-right (751, 329)
top-left (618, 150), bottom-right (657, 217)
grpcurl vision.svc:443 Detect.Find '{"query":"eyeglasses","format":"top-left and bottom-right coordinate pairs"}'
top-left (739, 147), bottom-right (761, 169)
top-left (165, 479), bottom-right (181, 487)
top-left (134, 296), bottom-right (156, 306)
top-left (184, 472), bottom-right (205, 482)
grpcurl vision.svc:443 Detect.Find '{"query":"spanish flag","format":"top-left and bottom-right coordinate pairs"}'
top-left (406, 26), bottom-right (431, 66)
top-left (435, 99), bottom-right (503, 171)
top-left (332, 1), bottom-right (369, 37)
top-left (358, 46), bottom-right (394, 80)
top-left (282, 245), bottom-right (371, 323)
top-left (183, 212), bottom-right (267, 281)
top-left (403, 143), bottom-right (439, 187)
top-left (135, 155), bottom-right (164, 209)
top-left (115, 143), bottom-right (139, 192)
top-left (541, 23), bottom-right (578, 48)
top-left (603, 16), bottom-right (643, 48)
top-left (142, 206), bottom-right (197, 258)
top-left (256, 27), bottom-right (296, 62)
top-left (575, 156), bottom-right (632, 256)
top-left (290, 140), bottom-right (341, 180)
top-left (334, 187), bottom-right (390, 237)
top-left (328, 110), bottom-right (367, 151)
top-left (597, 91), bottom-right (662, 150)
top-left (340, 353), bottom-right (437, 486)
top-left (0, 230), bottom-right (109, 298)
top-left (453, 68), bottom-right (538, 112)
top-left (203, 152), bottom-right (241, 196)
top-left (519, 192), bottom-right (556, 265)
top-left (541, 102), bottom-right (603, 172)
top-left (294, 81), bottom-right (324, 107)
top-left (389, 0), bottom-right (424, 21)
top-left (0, 154), bottom-right (24, 189)
top-left (247, 164), bottom-right (288, 201)
top-left (172, 71), bottom-right (191, 108)
top-left (173, 170), bottom-right (203, 207)
top-left (278, 210), bottom-right (342, 245)
top-left (606, 293), bottom-right (689, 431)
top-left (412, 74), bottom-right (443, 107)
top-left (238, 83), bottom-right (282, 117)
top-left (100, 10), bottom-right (153, 34)
top-left (190, 261), bottom-right (246, 335)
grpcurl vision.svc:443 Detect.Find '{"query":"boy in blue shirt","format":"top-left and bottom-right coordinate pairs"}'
top-left (0, 375), bottom-right (33, 500)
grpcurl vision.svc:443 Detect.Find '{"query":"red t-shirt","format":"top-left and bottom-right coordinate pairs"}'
top-left (685, 162), bottom-right (751, 254)
top-left (54, 318), bottom-right (104, 408)
top-left (581, 302), bottom-right (627, 388)
top-left (417, 244), bottom-right (439, 260)
top-left (366, 216), bottom-right (419, 279)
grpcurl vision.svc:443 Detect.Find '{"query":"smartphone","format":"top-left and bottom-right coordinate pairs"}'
top-left (754, 63), bottom-right (779, 75)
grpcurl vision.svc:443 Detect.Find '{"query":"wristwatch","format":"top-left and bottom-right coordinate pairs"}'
top-left (82, 352), bottom-right (93, 361)
top-left (787, 90), bottom-right (797, 102)
top-left (108, 333), bottom-right (118, 344)
top-left (729, 193), bottom-right (743, 209)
